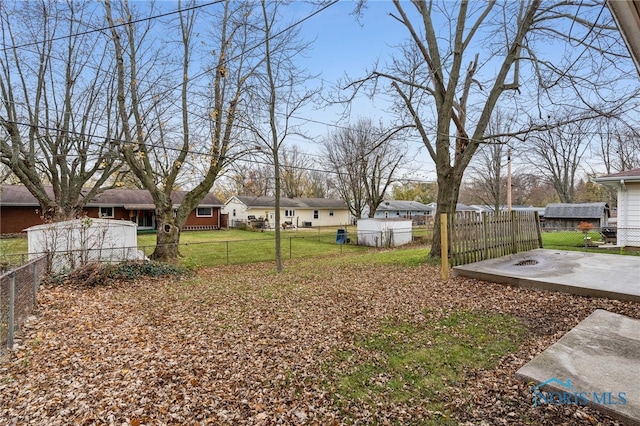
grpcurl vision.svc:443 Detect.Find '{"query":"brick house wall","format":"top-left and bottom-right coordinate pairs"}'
top-left (1, 205), bottom-right (221, 234)
top-left (0, 206), bottom-right (45, 234)
top-left (1, 185), bottom-right (223, 235)
top-left (182, 208), bottom-right (220, 230)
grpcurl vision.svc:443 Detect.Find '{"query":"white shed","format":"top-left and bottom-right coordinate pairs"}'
top-left (357, 218), bottom-right (413, 248)
top-left (26, 218), bottom-right (144, 273)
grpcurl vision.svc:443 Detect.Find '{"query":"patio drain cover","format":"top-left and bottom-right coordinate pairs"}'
top-left (514, 259), bottom-right (539, 266)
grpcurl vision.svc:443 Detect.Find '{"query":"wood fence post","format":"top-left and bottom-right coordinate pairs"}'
top-left (441, 213), bottom-right (449, 280)
top-left (535, 211), bottom-right (543, 248)
top-left (510, 210), bottom-right (518, 254)
top-left (482, 212), bottom-right (489, 261)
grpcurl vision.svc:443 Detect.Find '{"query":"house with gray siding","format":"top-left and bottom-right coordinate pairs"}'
top-left (373, 200), bottom-right (433, 224)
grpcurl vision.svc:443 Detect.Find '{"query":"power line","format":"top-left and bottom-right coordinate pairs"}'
top-left (2, 118), bottom-right (437, 185)
top-left (1, 1), bottom-right (343, 139)
top-left (0, 0), bottom-right (224, 52)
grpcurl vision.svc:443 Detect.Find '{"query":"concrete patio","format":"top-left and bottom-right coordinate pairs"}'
top-left (516, 310), bottom-right (640, 425)
top-left (453, 250), bottom-right (640, 424)
top-left (452, 248), bottom-right (640, 302)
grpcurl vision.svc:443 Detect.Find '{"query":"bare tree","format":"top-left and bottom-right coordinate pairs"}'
top-left (246, 0), bottom-right (321, 273)
top-left (280, 145), bottom-right (311, 198)
top-left (467, 143), bottom-right (507, 212)
top-left (322, 117), bottom-right (407, 219)
top-left (0, 163), bottom-right (19, 184)
top-left (527, 114), bottom-right (594, 203)
top-left (345, 0), bottom-right (639, 257)
top-left (594, 119), bottom-right (640, 174)
top-left (305, 169), bottom-right (335, 198)
top-left (510, 173), bottom-right (558, 206)
top-left (221, 162), bottom-right (274, 198)
top-left (465, 110), bottom-right (517, 212)
top-left (391, 181), bottom-right (437, 204)
top-left (105, 0), bottom-right (258, 260)
top-left (0, 0), bottom-right (122, 221)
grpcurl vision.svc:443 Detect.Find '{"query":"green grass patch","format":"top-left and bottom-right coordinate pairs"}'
top-left (327, 310), bottom-right (526, 417)
top-left (1, 227), bottom-right (433, 269)
top-left (541, 230), bottom-right (601, 248)
top-left (541, 231), bottom-right (639, 256)
top-left (148, 230), bottom-right (370, 268)
top-left (0, 236), bottom-right (28, 267)
top-left (334, 247), bottom-right (432, 267)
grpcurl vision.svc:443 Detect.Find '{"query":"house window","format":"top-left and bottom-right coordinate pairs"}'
top-left (329, 210), bottom-right (334, 217)
top-left (196, 207), bottom-right (213, 217)
top-left (137, 211), bottom-right (154, 227)
top-left (232, 209), bottom-right (236, 217)
top-left (100, 207), bottom-right (114, 218)
top-left (313, 210), bottom-right (319, 219)
top-left (285, 209), bottom-right (295, 217)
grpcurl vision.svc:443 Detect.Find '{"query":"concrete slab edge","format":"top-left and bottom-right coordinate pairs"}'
top-left (515, 310), bottom-right (640, 426)
top-left (515, 371), bottom-right (639, 426)
top-left (452, 268), bottom-right (640, 303)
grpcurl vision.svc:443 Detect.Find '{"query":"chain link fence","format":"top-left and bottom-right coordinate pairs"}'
top-left (1, 255), bottom-right (48, 349)
top-left (133, 228), bottom-right (433, 266)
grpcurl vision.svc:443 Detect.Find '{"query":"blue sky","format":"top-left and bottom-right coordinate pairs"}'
top-left (298, 1), bottom-right (401, 87)
top-left (145, 1), bottom-right (637, 182)
top-left (286, 1), bottom-right (433, 179)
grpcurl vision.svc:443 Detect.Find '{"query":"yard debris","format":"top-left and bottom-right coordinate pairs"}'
top-left (0, 256), bottom-right (636, 425)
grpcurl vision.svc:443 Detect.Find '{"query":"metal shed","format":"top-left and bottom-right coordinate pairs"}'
top-left (357, 218), bottom-right (413, 248)
top-left (26, 218), bottom-right (145, 273)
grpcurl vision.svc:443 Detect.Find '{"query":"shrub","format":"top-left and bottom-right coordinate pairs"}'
top-left (46, 261), bottom-right (191, 287)
top-left (576, 221), bottom-right (595, 233)
top-left (105, 261), bottom-right (190, 281)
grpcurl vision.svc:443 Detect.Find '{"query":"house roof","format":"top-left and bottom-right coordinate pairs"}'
top-left (456, 203), bottom-right (477, 212)
top-left (231, 196), bottom-right (348, 210)
top-left (544, 202), bottom-right (610, 219)
top-left (469, 205), bottom-right (545, 214)
top-left (0, 185), bottom-right (222, 208)
top-left (594, 168), bottom-right (640, 185)
top-left (376, 200), bottom-right (432, 211)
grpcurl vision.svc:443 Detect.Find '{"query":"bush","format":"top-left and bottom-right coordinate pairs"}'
top-left (46, 261), bottom-right (191, 287)
top-left (105, 261), bottom-right (190, 280)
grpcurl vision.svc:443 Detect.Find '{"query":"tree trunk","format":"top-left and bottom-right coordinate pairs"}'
top-left (274, 153), bottom-right (283, 273)
top-left (152, 209), bottom-right (181, 261)
top-left (430, 168), bottom-right (462, 259)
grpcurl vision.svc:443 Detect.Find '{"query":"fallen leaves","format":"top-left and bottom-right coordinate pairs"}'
top-left (0, 256), bottom-right (636, 425)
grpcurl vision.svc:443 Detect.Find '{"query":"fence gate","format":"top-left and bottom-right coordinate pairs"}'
top-left (448, 210), bottom-right (543, 266)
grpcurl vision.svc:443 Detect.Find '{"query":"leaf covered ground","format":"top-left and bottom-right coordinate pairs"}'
top-left (1, 252), bottom-right (638, 425)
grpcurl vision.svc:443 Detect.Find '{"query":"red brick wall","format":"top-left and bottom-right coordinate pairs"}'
top-left (0, 206), bottom-right (46, 234)
top-left (185, 208), bottom-right (219, 228)
top-left (1, 206), bottom-right (220, 234)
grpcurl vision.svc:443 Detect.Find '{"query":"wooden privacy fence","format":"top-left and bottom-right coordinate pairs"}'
top-left (448, 210), bottom-right (543, 266)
